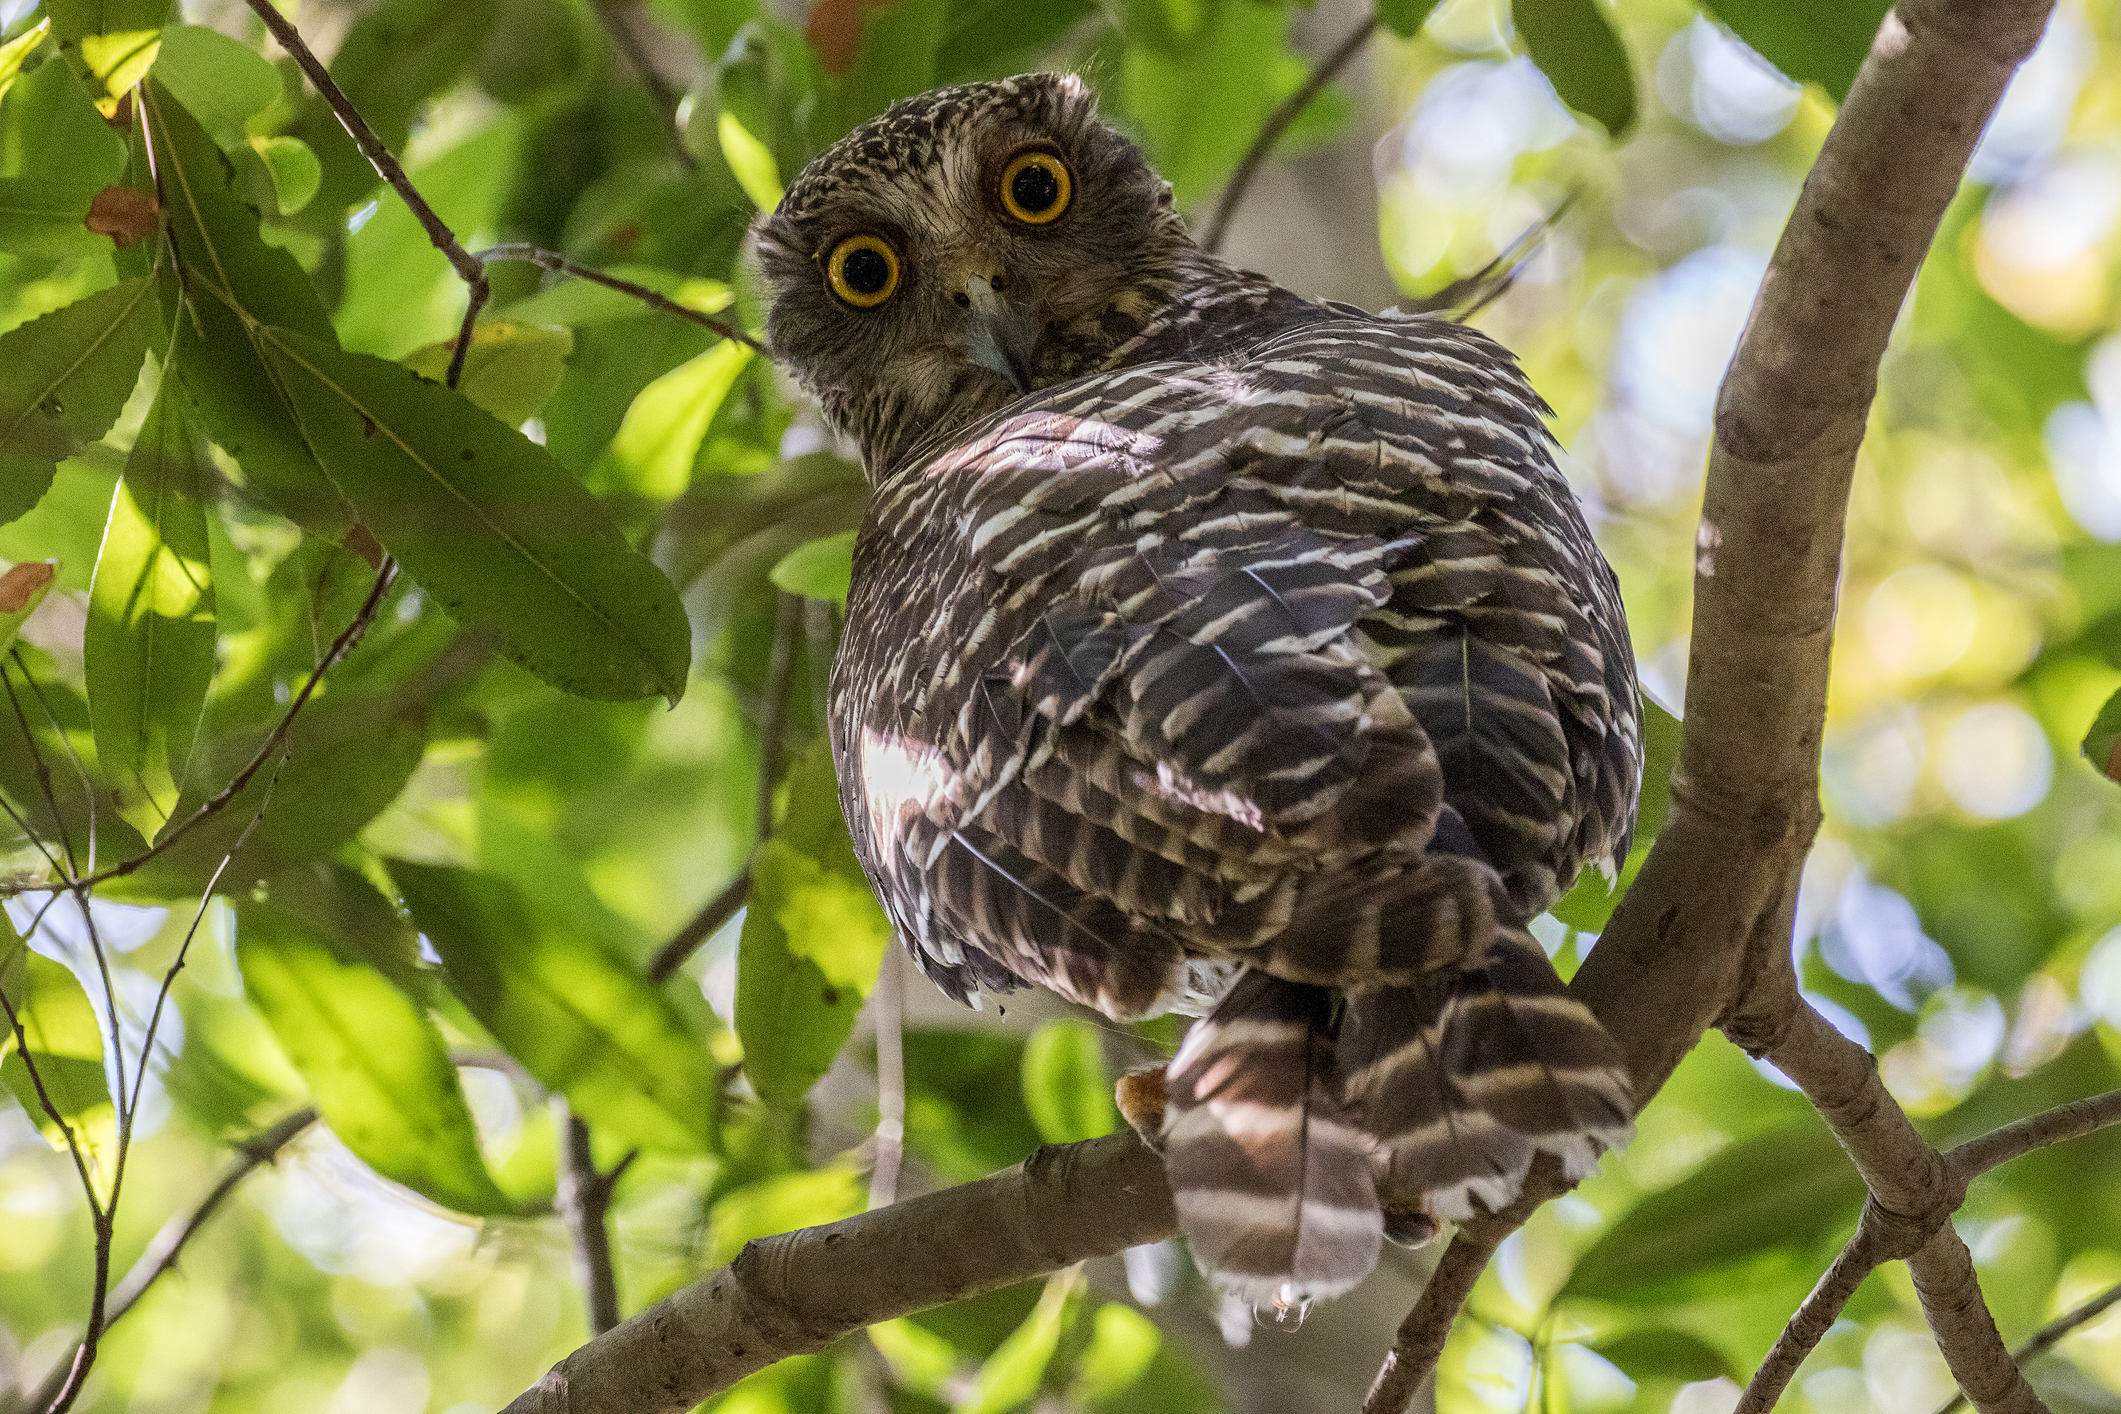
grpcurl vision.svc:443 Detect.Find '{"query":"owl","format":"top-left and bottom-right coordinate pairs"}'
top-left (755, 72), bottom-right (1638, 1305)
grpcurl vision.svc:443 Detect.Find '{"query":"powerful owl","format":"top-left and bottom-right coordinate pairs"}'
top-left (756, 72), bottom-right (1639, 1304)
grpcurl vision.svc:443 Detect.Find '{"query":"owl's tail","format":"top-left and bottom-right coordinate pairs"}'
top-left (1157, 928), bottom-right (1630, 1303)
top-left (1338, 926), bottom-right (1633, 1224)
top-left (1161, 969), bottom-right (1382, 1305)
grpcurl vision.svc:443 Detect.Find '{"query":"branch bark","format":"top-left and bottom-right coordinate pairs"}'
top-left (499, 1132), bottom-right (1176, 1414)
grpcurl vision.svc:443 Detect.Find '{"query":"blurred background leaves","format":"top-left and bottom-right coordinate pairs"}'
top-left (2, 0), bottom-right (2121, 1411)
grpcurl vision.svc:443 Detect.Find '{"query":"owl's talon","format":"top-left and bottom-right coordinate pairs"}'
top-left (1382, 1196), bottom-right (1441, 1248)
top-left (1115, 1067), bottom-right (1168, 1151)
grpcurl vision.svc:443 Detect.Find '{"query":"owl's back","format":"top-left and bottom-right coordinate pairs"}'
top-left (831, 305), bottom-right (1638, 1300)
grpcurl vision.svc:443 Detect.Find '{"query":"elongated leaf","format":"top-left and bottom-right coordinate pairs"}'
top-left (1514, 0), bottom-right (1635, 136)
top-left (958, 1269), bottom-right (1083, 1414)
top-left (1561, 1124), bottom-right (1864, 1300)
top-left (401, 323), bottom-right (575, 427)
top-left (113, 680), bottom-right (430, 901)
top-left (390, 861), bottom-right (720, 1153)
top-left (0, 925), bottom-right (118, 1192)
top-left (0, 19), bottom-right (49, 104)
top-left (1700, 0), bottom-right (1890, 103)
top-left (738, 736), bottom-right (889, 1107)
top-left (1591, 1328), bottom-right (1734, 1383)
top-left (2083, 685), bottom-right (2121, 784)
top-left (141, 80), bottom-right (349, 534)
top-left (236, 896), bottom-right (511, 1215)
top-left (1021, 1020), bottom-right (1118, 1146)
top-left (257, 327), bottom-right (691, 704)
top-left (596, 340), bottom-right (754, 504)
top-left (86, 375), bottom-right (216, 842)
top-left (0, 277), bottom-right (157, 527)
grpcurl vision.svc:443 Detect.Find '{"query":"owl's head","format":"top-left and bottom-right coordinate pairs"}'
top-left (755, 73), bottom-right (1188, 477)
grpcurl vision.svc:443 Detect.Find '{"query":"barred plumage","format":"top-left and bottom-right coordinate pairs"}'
top-left (756, 72), bottom-right (1639, 1304)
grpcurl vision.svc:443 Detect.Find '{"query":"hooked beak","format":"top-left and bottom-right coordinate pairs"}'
top-left (957, 271), bottom-right (1037, 396)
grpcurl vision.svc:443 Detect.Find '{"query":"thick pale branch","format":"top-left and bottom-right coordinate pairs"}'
top-left (1909, 1225), bottom-right (2045, 1414)
top-left (1366, 0), bottom-right (2055, 1403)
top-left (499, 1132), bottom-right (1176, 1414)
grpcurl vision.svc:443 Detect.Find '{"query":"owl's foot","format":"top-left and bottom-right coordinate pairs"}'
top-left (1115, 1066), bottom-right (1168, 1151)
top-left (1381, 1196), bottom-right (1440, 1248)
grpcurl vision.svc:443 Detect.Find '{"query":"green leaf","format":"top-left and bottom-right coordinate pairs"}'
top-left (958, 1268), bottom-right (1083, 1414)
top-left (2083, 685), bottom-right (2121, 784)
top-left (705, 1165), bottom-right (863, 1265)
top-left (86, 373), bottom-right (217, 842)
top-left (46, 0), bottom-right (171, 43)
top-left (1699, 0), bottom-right (1890, 103)
top-left (596, 339), bottom-right (755, 504)
top-left (1067, 1303), bottom-right (1162, 1405)
top-left (241, 135), bottom-right (322, 217)
top-left (1561, 1124), bottom-right (1864, 1301)
top-left (0, 925), bottom-right (118, 1193)
top-left (0, 277), bottom-right (157, 528)
top-left (1590, 1328), bottom-right (1734, 1384)
top-left (736, 881), bottom-right (867, 1110)
top-left (1513, 0), bottom-right (1635, 136)
top-left (79, 29), bottom-right (161, 110)
top-left (389, 861), bottom-right (721, 1154)
top-left (257, 327), bottom-right (692, 704)
top-left (869, 1316), bottom-right (960, 1399)
top-left (717, 108), bottom-right (784, 211)
top-left (0, 560), bottom-right (57, 652)
top-left (235, 896), bottom-right (513, 1215)
top-left (142, 80), bottom-right (349, 534)
top-left (150, 24), bottom-right (279, 145)
top-left (401, 323), bottom-right (575, 427)
top-left (768, 530), bottom-right (854, 606)
top-left (1020, 1020), bottom-right (1118, 1146)
top-left (0, 19), bottom-right (50, 105)
top-left (114, 678), bottom-right (431, 900)
top-left (1376, 0), bottom-right (1446, 38)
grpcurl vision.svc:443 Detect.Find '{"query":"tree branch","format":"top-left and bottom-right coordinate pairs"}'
top-left (499, 1132), bottom-right (1176, 1414)
top-left (1909, 1224), bottom-right (2045, 1414)
top-left (474, 245), bottom-right (763, 352)
top-left (1738, 1229), bottom-right (1885, 1414)
top-left (1197, 12), bottom-right (1376, 256)
top-left (1364, 0), bottom-right (2056, 1403)
top-left (1949, 1089), bottom-right (2121, 1182)
top-left (555, 1100), bottom-right (630, 1337)
top-left (1936, 1281), bottom-right (2121, 1414)
top-left (644, 864), bottom-right (752, 983)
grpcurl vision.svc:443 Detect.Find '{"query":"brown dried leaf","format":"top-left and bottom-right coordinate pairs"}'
top-left (85, 185), bottom-right (158, 248)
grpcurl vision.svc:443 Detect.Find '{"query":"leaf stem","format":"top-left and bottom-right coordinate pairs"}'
top-left (1198, 12), bottom-right (1377, 256)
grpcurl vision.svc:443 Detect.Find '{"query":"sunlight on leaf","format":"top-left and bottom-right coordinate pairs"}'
top-left (956, 1267), bottom-right (1083, 1414)
top-left (80, 28), bottom-right (160, 112)
top-left (85, 374), bottom-right (217, 842)
top-left (718, 108), bottom-right (785, 211)
top-left (597, 339), bottom-right (754, 504)
top-left (768, 530), bottom-right (855, 606)
top-left (402, 322), bottom-right (575, 427)
top-left (0, 927), bottom-right (118, 1195)
top-left (706, 1166), bottom-right (863, 1266)
top-left (1067, 1303), bottom-right (1161, 1405)
top-left (1020, 1020), bottom-right (1118, 1146)
top-left (0, 277), bottom-right (156, 528)
top-left (0, 18), bottom-right (49, 105)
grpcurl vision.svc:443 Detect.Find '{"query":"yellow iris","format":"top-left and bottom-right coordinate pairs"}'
top-left (827, 234), bottom-right (900, 307)
top-left (999, 149), bottom-right (1072, 225)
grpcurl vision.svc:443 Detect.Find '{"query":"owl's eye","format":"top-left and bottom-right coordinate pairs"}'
top-left (826, 234), bottom-right (901, 308)
top-left (999, 149), bottom-right (1072, 225)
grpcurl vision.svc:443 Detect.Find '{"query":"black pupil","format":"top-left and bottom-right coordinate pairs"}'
top-left (842, 247), bottom-right (890, 295)
top-left (1012, 162), bottom-right (1061, 214)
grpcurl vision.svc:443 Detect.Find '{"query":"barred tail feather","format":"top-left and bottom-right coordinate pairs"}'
top-left (1339, 928), bottom-right (1630, 1223)
top-left (1162, 969), bottom-right (1382, 1303)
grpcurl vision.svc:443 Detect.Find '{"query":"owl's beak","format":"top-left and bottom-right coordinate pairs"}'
top-left (958, 272), bottom-right (1037, 396)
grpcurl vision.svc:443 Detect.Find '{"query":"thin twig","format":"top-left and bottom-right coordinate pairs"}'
top-left (23, 1110), bottom-right (317, 1414)
top-left (1364, 1214), bottom-right (1519, 1414)
top-left (590, 0), bottom-right (697, 170)
top-left (1949, 1089), bottom-right (2121, 1182)
top-left (1198, 12), bottom-right (1377, 255)
top-left (1737, 1229), bottom-right (1883, 1413)
top-left (475, 245), bottom-right (764, 351)
top-left (242, 0), bottom-right (489, 385)
top-left (66, 560), bottom-right (396, 891)
top-left (869, 946), bottom-right (904, 1210)
top-left (644, 865), bottom-right (753, 983)
top-left (3, 658), bottom-right (78, 881)
top-left (555, 1098), bottom-right (627, 1336)
top-left (1935, 1281), bottom-right (2121, 1414)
